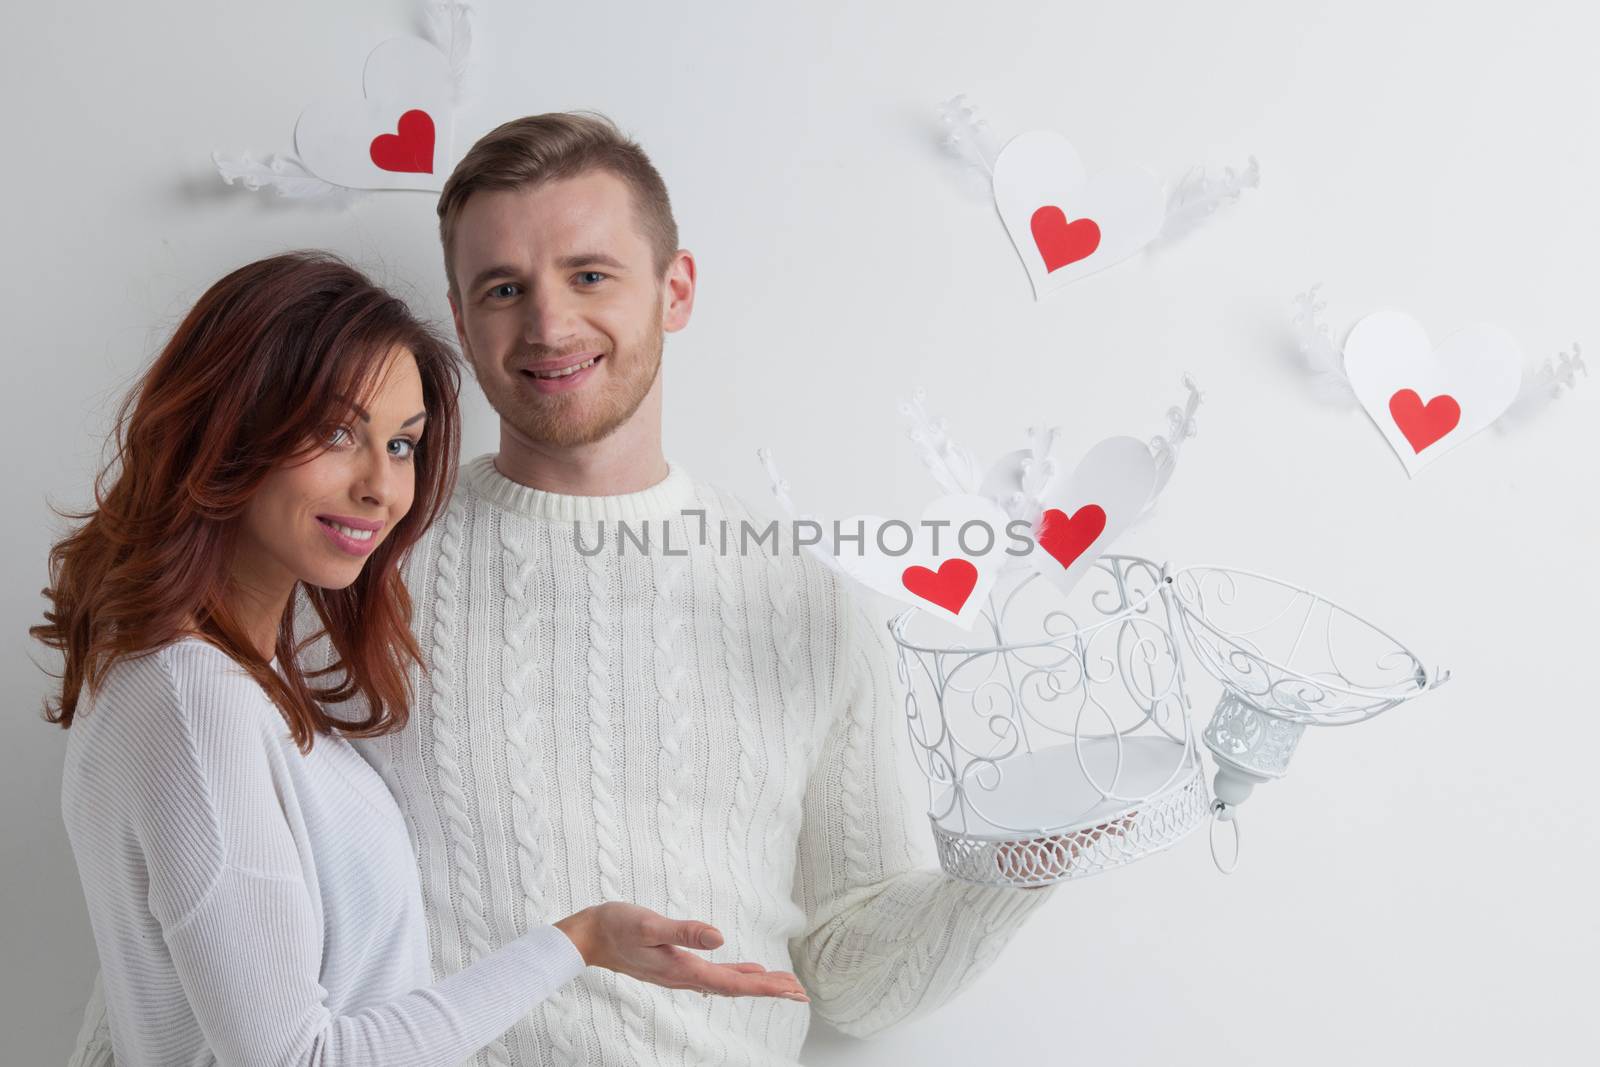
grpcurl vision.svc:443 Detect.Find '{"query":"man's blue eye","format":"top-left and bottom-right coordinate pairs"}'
top-left (489, 283), bottom-right (520, 299)
top-left (577, 271), bottom-right (606, 285)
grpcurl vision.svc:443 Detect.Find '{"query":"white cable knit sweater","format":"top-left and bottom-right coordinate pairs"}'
top-left (68, 454), bottom-right (1054, 1066)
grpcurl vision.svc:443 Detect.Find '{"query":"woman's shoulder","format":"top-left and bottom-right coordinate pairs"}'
top-left (91, 634), bottom-right (264, 698)
top-left (157, 635), bottom-right (272, 683)
top-left (66, 638), bottom-right (300, 841)
top-left (79, 637), bottom-right (287, 753)
top-left (64, 639), bottom-right (311, 929)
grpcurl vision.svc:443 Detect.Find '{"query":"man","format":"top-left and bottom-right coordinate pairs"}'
top-left (69, 111), bottom-right (1054, 1066)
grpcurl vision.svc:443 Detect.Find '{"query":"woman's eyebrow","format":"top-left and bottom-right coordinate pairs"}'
top-left (351, 403), bottom-right (427, 428)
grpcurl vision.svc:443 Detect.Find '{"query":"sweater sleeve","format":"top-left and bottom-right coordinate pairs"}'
top-left (78, 650), bottom-right (584, 1067)
top-left (63, 973), bottom-right (112, 1067)
top-left (788, 594), bottom-right (1057, 1038)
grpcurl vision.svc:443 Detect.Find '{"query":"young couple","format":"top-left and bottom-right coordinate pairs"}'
top-left (45, 112), bottom-right (1055, 1066)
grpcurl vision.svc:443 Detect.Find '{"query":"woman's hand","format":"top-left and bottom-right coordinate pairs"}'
top-left (554, 902), bottom-right (809, 1002)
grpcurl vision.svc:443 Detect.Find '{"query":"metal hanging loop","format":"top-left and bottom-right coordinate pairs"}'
top-left (1208, 801), bottom-right (1240, 875)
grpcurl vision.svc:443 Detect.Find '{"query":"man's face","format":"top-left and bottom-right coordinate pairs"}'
top-left (447, 170), bottom-right (687, 449)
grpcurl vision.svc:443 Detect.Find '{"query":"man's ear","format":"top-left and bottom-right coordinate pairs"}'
top-left (446, 289), bottom-right (468, 347)
top-left (661, 249), bottom-right (697, 334)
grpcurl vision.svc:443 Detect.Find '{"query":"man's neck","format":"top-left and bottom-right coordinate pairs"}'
top-left (492, 444), bottom-right (670, 498)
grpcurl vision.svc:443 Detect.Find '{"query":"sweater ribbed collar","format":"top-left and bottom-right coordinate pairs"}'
top-left (462, 452), bottom-right (696, 523)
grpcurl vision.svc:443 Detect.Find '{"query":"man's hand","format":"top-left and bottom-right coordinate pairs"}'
top-left (554, 902), bottom-right (810, 1001)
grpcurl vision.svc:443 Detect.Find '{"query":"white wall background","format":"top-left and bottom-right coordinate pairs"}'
top-left (4, 0), bottom-right (1596, 1062)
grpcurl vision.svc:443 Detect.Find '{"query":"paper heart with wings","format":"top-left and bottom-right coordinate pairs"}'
top-left (213, 3), bottom-right (476, 198)
top-left (939, 95), bottom-right (1258, 300)
top-left (758, 378), bottom-right (1201, 626)
top-left (1290, 286), bottom-right (1585, 476)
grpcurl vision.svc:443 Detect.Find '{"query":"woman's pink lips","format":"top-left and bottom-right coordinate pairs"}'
top-left (317, 512), bottom-right (383, 531)
top-left (316, 517), bottom-right (380, 557)
top-left (521, 354), bottom-right (603, 395)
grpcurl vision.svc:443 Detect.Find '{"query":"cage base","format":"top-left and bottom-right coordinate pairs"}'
top-left (929, 741), bottom-right (1211, 887)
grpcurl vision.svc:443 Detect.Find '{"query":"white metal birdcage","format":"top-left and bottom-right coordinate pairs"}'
top-left (891, 556), bottom-right (1451, 884)
top-left (890, 555), bottom-right (1211, 888)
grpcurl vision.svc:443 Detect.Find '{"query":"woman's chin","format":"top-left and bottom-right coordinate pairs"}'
top-left (300, 564), bottom-right (365, 592)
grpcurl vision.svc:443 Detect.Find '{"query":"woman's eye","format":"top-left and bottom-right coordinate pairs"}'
top-left (325, 425), bottom-right (353, 447)
top-left (389, 438), bottom-right (417, 460)
top-left (489, 283), bottom-right (520, 299)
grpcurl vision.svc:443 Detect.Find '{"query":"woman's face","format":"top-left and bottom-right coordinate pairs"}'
top-left (235, 347), bottom-right (427, 600)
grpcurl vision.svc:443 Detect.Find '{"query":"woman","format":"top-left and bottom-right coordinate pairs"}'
top-left (34, 251), bottom-right (806, 1065)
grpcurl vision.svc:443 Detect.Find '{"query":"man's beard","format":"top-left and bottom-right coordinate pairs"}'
top-left (483, 325), bottom-right (663, 449)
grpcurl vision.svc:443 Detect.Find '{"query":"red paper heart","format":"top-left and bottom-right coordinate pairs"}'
top-left (1036, 504), bottom-right (1107, 571)
top-left (1388, 389), bottom-right (1461, 453)
top-left (369, 109), bottom-right (436, 173)
top-left (1030, 206), bottom-right (1101, 272)
top-left (901, 558), bottom-right (979, 615)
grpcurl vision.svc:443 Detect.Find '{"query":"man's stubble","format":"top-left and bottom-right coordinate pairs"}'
top-left (471, 296), bottom-right (665, 450)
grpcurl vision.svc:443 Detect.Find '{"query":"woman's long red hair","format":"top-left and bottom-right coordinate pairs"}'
top-left (30, 251), bottom-right (462, 751)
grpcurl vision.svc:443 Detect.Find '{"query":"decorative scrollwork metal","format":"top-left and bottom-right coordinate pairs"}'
top-left (891, 557), bottom-right (1449, 884)
top-left (1169, 564), bottom-right (1449, 726)
top-left (890, 555), bottom-right (1209, 886)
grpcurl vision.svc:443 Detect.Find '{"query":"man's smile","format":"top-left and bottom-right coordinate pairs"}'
top-left (519, 352), bottom-right (605, 393)
top-left (525, 353), bottom-right (602, 379)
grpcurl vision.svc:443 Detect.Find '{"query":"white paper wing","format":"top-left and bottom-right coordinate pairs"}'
top-left (212, 152), bottom-right (349, 200)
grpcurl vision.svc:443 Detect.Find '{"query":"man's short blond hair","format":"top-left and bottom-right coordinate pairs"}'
top-left (436, 111), bottom-right (679, 294)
